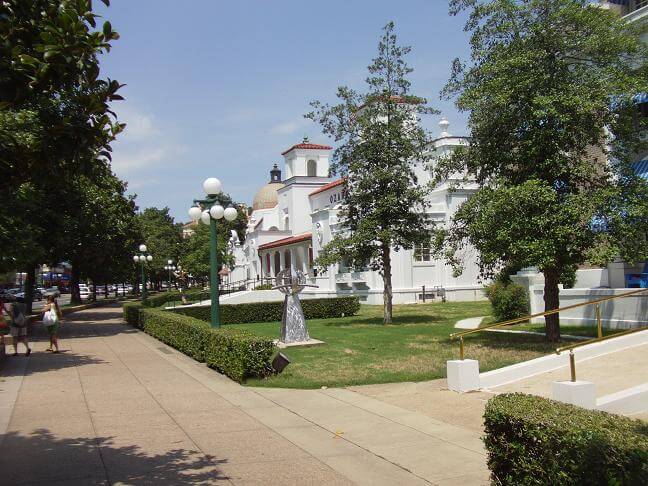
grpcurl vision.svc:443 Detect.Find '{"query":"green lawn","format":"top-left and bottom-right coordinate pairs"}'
top-left (227, 301), bottom-right (567, 389)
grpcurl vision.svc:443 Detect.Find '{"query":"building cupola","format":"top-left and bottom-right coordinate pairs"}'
top-left (270, 163), bottom-right (281, 182)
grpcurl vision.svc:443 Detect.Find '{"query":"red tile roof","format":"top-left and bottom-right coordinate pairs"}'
top-left (309, 178), bottom-right (345, 196)
top-left (258, 233), bottom-right (312, 251)
top-left (281, 142), bottom-right (332, 155)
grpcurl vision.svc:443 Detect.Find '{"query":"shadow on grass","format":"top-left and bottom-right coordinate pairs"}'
top-left (322, 314), bottom-right (444, 327)
top-left (0, 428), bottom-right (228, 484)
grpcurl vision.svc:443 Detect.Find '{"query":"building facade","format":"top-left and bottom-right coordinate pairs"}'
top-left (228, 120), bottom-right (486, 304)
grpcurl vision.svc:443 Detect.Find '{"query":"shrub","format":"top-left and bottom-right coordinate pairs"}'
top-left (121, 303), bottom-right (274, 382)
top-left (170, 296), bottom-right (361, 324)
top-left (254, 284), bottom-right (273, 290)
top-left (485, 281), bottom-right (529, 321)
top-left (205, 328), bottom-right (275, 382)
top-left (484, 393), bottom-right (648, 485)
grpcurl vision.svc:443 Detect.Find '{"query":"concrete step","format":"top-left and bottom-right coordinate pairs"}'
top-left (597, 383), bottom-right (648, 415)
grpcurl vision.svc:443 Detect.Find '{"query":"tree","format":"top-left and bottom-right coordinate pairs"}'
top-left (137, 208), bottom-right (183, 290)
top-left (57, 159), bottom-right (140, 304)
top-left (437, 0), bottom-right (648, 341)
top-left (307, 22), bottom-right (436, 324)
top-left (0, 0), bottom-right (124, 311)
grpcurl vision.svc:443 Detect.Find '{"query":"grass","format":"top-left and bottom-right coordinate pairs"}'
top-left (224, 301), bottom-right (571, 389)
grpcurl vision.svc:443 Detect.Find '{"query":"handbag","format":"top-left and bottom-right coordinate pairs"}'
top-left (13, 305), bottom-right (27, 327)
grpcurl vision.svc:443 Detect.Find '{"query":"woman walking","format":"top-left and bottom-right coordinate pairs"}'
top-left (42, 295), bottom-right (61, 353)
top-left (5, 299), bottom-right (31, 356)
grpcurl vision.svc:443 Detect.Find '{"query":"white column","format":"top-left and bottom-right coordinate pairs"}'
top-left (279, 251), bottom-right (285, 272)
top-left (300, 246), bottom-right (309, 275)
top-left (270, 252), bottom-right (276, 278)
top-left (289, 248), bottom-right (296, 270)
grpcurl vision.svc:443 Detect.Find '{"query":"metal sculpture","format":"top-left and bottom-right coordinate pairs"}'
top-left (273, 268), bottom-right (316, 343)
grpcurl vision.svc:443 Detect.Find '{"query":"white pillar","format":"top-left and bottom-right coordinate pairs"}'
top-left (289, 248), bottom-right (296, 270)
top-left (270, 252), bottom-right (276, 278)
top-left (279, 251), bottom-right (285, 272)
top-left (301, 246), bottom-right (309, 274)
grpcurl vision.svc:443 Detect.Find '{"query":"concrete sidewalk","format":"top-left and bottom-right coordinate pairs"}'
top-left (0, 304), bottom-right (488, 485)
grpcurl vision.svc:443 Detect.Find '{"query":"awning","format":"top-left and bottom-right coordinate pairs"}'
top-left (634, 158), bottom-right (648, 180)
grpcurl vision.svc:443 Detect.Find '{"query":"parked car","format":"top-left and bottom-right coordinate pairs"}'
top-left (15, 289), bottom-right (43, 302)
top-left (0, 289), bottom-right (17, 302)
top-left (79, 285), bottom-right (91, 300)
top-left (42, 286), bottom-right (61, 298)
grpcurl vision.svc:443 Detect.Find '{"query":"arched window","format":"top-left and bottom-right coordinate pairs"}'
top-left (284, 216), bottom-right (290, 231)
top-left (268, 226), bottom-right (279, 231)
top-left (307, 159), bottom-right (317, 177)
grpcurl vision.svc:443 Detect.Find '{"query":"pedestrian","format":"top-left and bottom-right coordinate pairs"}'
top-left (7, 299), bottom-right (31, 356)
top-left (42, 295), bottom-right (62, 353)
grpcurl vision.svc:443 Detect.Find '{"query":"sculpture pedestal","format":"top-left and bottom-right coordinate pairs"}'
top-left (274, 338), bottom-right (325, 349)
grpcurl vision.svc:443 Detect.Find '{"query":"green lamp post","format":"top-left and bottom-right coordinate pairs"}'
top-left (187, 177), bottom-right (238, 328)
top-left (133, 244), bottom-right (152, 302)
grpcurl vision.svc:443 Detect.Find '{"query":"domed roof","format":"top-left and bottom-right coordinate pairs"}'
top-left (253, 164), bottom-right (283, 211)
top-left (253, 181), bottom-right (283, 210)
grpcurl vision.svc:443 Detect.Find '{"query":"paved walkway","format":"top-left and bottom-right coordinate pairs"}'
top-left (0, 305), bottom-right (489, 485)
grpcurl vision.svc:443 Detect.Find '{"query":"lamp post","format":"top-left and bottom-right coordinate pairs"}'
top-left (164, 260), bottom-right (176, 292)
top-left (187, 177), bottom-right (238, 328)
top-left (133, 244), bottom-right (153, 302)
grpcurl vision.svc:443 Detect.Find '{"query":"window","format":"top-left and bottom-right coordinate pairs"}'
top-left (413, 242), bottom-right (432, 262)
top-left (284, 216), bottom-right (290, 231)
top-left (307, 159), bottom-right (317, 177)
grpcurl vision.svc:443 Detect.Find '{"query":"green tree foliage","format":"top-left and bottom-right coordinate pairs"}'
top-left (307, 22), bottom-right (437, 324)
top-left (137, 207), bottom-right (183, 289)
top-left (0, 0), bottom-right (127, 310)
top-left (437, 0), bottom-right (648, 341)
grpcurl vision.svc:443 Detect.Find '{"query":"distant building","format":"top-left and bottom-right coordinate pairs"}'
top-left (228, 122), bottom-right (486, 304)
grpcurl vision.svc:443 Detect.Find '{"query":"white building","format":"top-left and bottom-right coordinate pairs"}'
top-left (228, 120), bottom-right (486, 304)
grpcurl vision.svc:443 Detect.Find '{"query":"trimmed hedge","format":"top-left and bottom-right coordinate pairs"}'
top-left (142, 289), bottom-right (211, 308)
top-left (122, 302), bottom-right (274, 382)
top-left (170, 296), bottom-right (361, 324)
top-left (484, 393), bottom-right (648, 485)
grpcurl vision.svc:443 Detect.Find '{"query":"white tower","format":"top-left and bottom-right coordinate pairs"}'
top-left (281, 136), bottom-right (332, 179)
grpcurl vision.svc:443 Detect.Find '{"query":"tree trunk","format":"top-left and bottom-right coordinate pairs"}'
top-left (382, 242), bottom-right (393, 325)
top-left (24, 264), bottom-right (36, 314)
top-left (543, 268), bottom-right (561, 342)
top-left (70, 265), bottom-right (81, 305)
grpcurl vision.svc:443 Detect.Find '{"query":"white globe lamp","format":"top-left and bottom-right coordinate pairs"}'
top-left (210, 205), bottom-right (224, 220)
top-left (188, 206), bottom-right (202, 221)
top-left (132, 255), bottom-right (139, 263)
top-left (200, 210), bottom-right (211, 225)
top-left (167, 259), bottom-right (173, 265)
top-left (139, 244), bottom-right (147, 252)
top-left (203, 177), bottom-right (222, 196)
top-left (146, 255), bottom-right (153, 262)
top-left (224, 207), bottom-right (238, 222)
top-left (139, 255), bottom-right (146, 262)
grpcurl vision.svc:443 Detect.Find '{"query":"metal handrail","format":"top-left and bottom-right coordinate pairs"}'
top-left (555, 326), bottom-right (648, 381)
top-left (450, 287), bottom-right (648, 360)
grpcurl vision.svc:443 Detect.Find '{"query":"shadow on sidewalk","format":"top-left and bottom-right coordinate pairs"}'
top-left (0, 351), bottom-right (108, 377)
top-left (0, 428), bottom-right (228, 484)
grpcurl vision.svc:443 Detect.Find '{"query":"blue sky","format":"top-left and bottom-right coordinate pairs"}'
top-left (96, 1), bottom-right (471, 221)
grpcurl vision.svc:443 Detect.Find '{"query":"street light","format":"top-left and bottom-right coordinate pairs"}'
top-left (133, 244), bottom-right (153, 302)
top-left (164, 260), bottom-right (176, 292)
top-left (187, 177), bottom-right (238, 328)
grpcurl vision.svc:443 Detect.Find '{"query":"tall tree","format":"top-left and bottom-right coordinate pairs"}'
top-left (137, 207), bottom-right (183, 290)
top-left (307, 22), bottom-right (436, 324)
top-left (0, 0), bottom-right (124, 311)
top-left (437, 0), bottom-right (648, 341)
